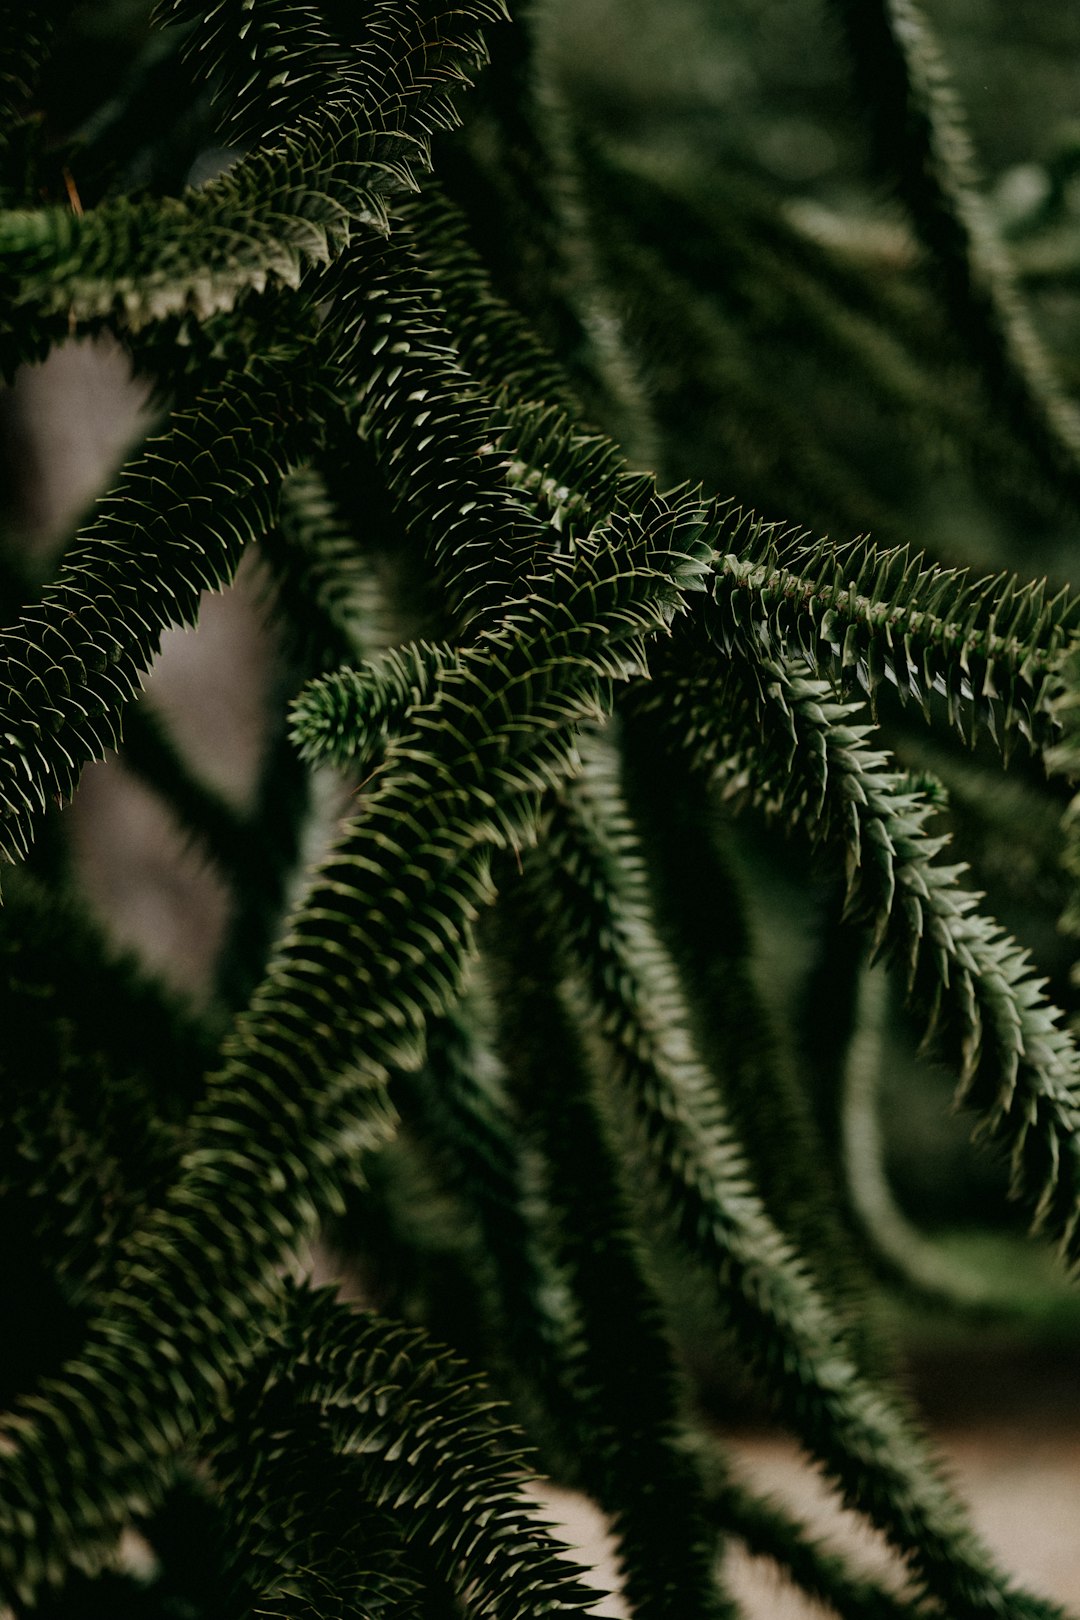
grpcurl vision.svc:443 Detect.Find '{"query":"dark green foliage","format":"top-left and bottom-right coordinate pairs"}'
top-left (830, 0), bottom-right (1080, 503)
top-left (689, 1436), bottom-right (923, 1620)
top-left (704, 522), bottom-right (1080, 758)
top-left (213, 1287), bottom-right (600, 1620)
top-left (529, 757), bottom-right (1049, 1619)
top-left (487, 878), bottom-right (735, 1620)
top-left (645, 647), bottom-right (1080, 1258)
top-left (618, 707), bottom-right (879, 1355)
top-left (5, 3), bottom-right (1080, 1619)
top-left (0, 349), bottom-right (327, 862)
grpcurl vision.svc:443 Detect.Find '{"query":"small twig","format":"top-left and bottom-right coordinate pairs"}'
top-left (61, 165), bottom-right (83, 216)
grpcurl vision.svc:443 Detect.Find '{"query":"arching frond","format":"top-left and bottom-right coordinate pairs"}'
top-left (487, 880), bottom-right (736, 1620)
top-left (396, 1010), bottom-right (587, 1465)
top-left (0, 508), bottom-right (713, 1600)
top-left (531, 756), bottom-right (1061, 1619)
top-left (0, 133), bottom-right (389, 360)
top-left (372, 195), bottom-right (1080, 765)
top-left (326, 233), bottom-right (560, 626)
top-left (650, 649), bottom-right (1080, 1264)
top-left (689, 1436), bottom-right (926, 1620)
top-left (251, 1287), bottom-right (605, 1620)
top-left (705, 519), bottom-right (1079, 760)
top-left (0, 348), bottom-right (326, 865)
top-left (290, 642), bottom-right (463, 774)
top-left (831, 0), bottom-right (1080, 505)
top-left (4, 7), bottom-right (1080, 1617)
top-left (0, 1), bottom-right (506, 364)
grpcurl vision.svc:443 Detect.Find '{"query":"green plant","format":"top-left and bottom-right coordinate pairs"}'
top-left (4, 1), bottom-right (1080, 1617)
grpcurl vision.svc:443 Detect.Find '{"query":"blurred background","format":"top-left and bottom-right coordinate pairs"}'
top-left (5, 0), bottom-right (1080, 1611)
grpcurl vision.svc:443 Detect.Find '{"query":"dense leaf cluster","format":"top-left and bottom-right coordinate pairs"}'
top-left (4, 2), bottom-right (1080, 1618)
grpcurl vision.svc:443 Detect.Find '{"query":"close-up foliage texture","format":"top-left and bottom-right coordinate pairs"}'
top-left (7, 0), bottom-right (1080, 1616)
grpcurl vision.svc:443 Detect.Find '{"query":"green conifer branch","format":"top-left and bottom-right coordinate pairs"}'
top-left (892, 733), bottom-right (1069, 924)
top-left (375, 243), bottom-right (1080, 1340)
top-left (0, 517), bottom-right (707, 1601)
top-left (326, 234), bottom-right (561, 628)
top-left (705, 521), bottom-right (1079, 759)
top-left (324, 223), bottom-right (712, 639)
top-left (404, 194), bottom-right (629, 521)
top-left (534, 758), bottom-right (1062, 1619)
top-left (0, 348), bottom-right (328, 866)
top-left (408, 177), bottom-right (890, 535)
top-left (392, 197), bottom-right (1078, 766)
top-left (3, 7), bottom-right (1080, 1610)
top-left (227, 464), bottom-right (400, 1004)
top-left (0, 133), bottom-right (390, 359)
top-left (831, 0), bottom-right (1080, 508)
top-left (688, 1437), bottom-right (926, 1620)
top-left (397, 1014), bottom-right (588, 1468)
top-left (0, 1), bottom-right (506, 366)
top-left (618, 710), bottom-right (884, 1366)
top-left (310, 221), bottom-right (1080, 1360)
top-left (488, 881), bottom-right (738, 1620)
top-left (251, 586), bottom-right (372, 1022)
top-left (259, 461), bottom-right (390, 675)
top-left (290, 642), bottom-right (464, 775)
top-left (0, 443), bottom-right (305, 921)
top-left (404, 187), bottom-right (889, 616)
top-left (261, 1287), bottom-right (605, 1620)
top-left (656, 648), bottom-right (1080, 1267)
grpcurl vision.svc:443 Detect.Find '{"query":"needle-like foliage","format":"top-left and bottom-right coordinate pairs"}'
top-left (4, 3), bottom-right (1080, 1619)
